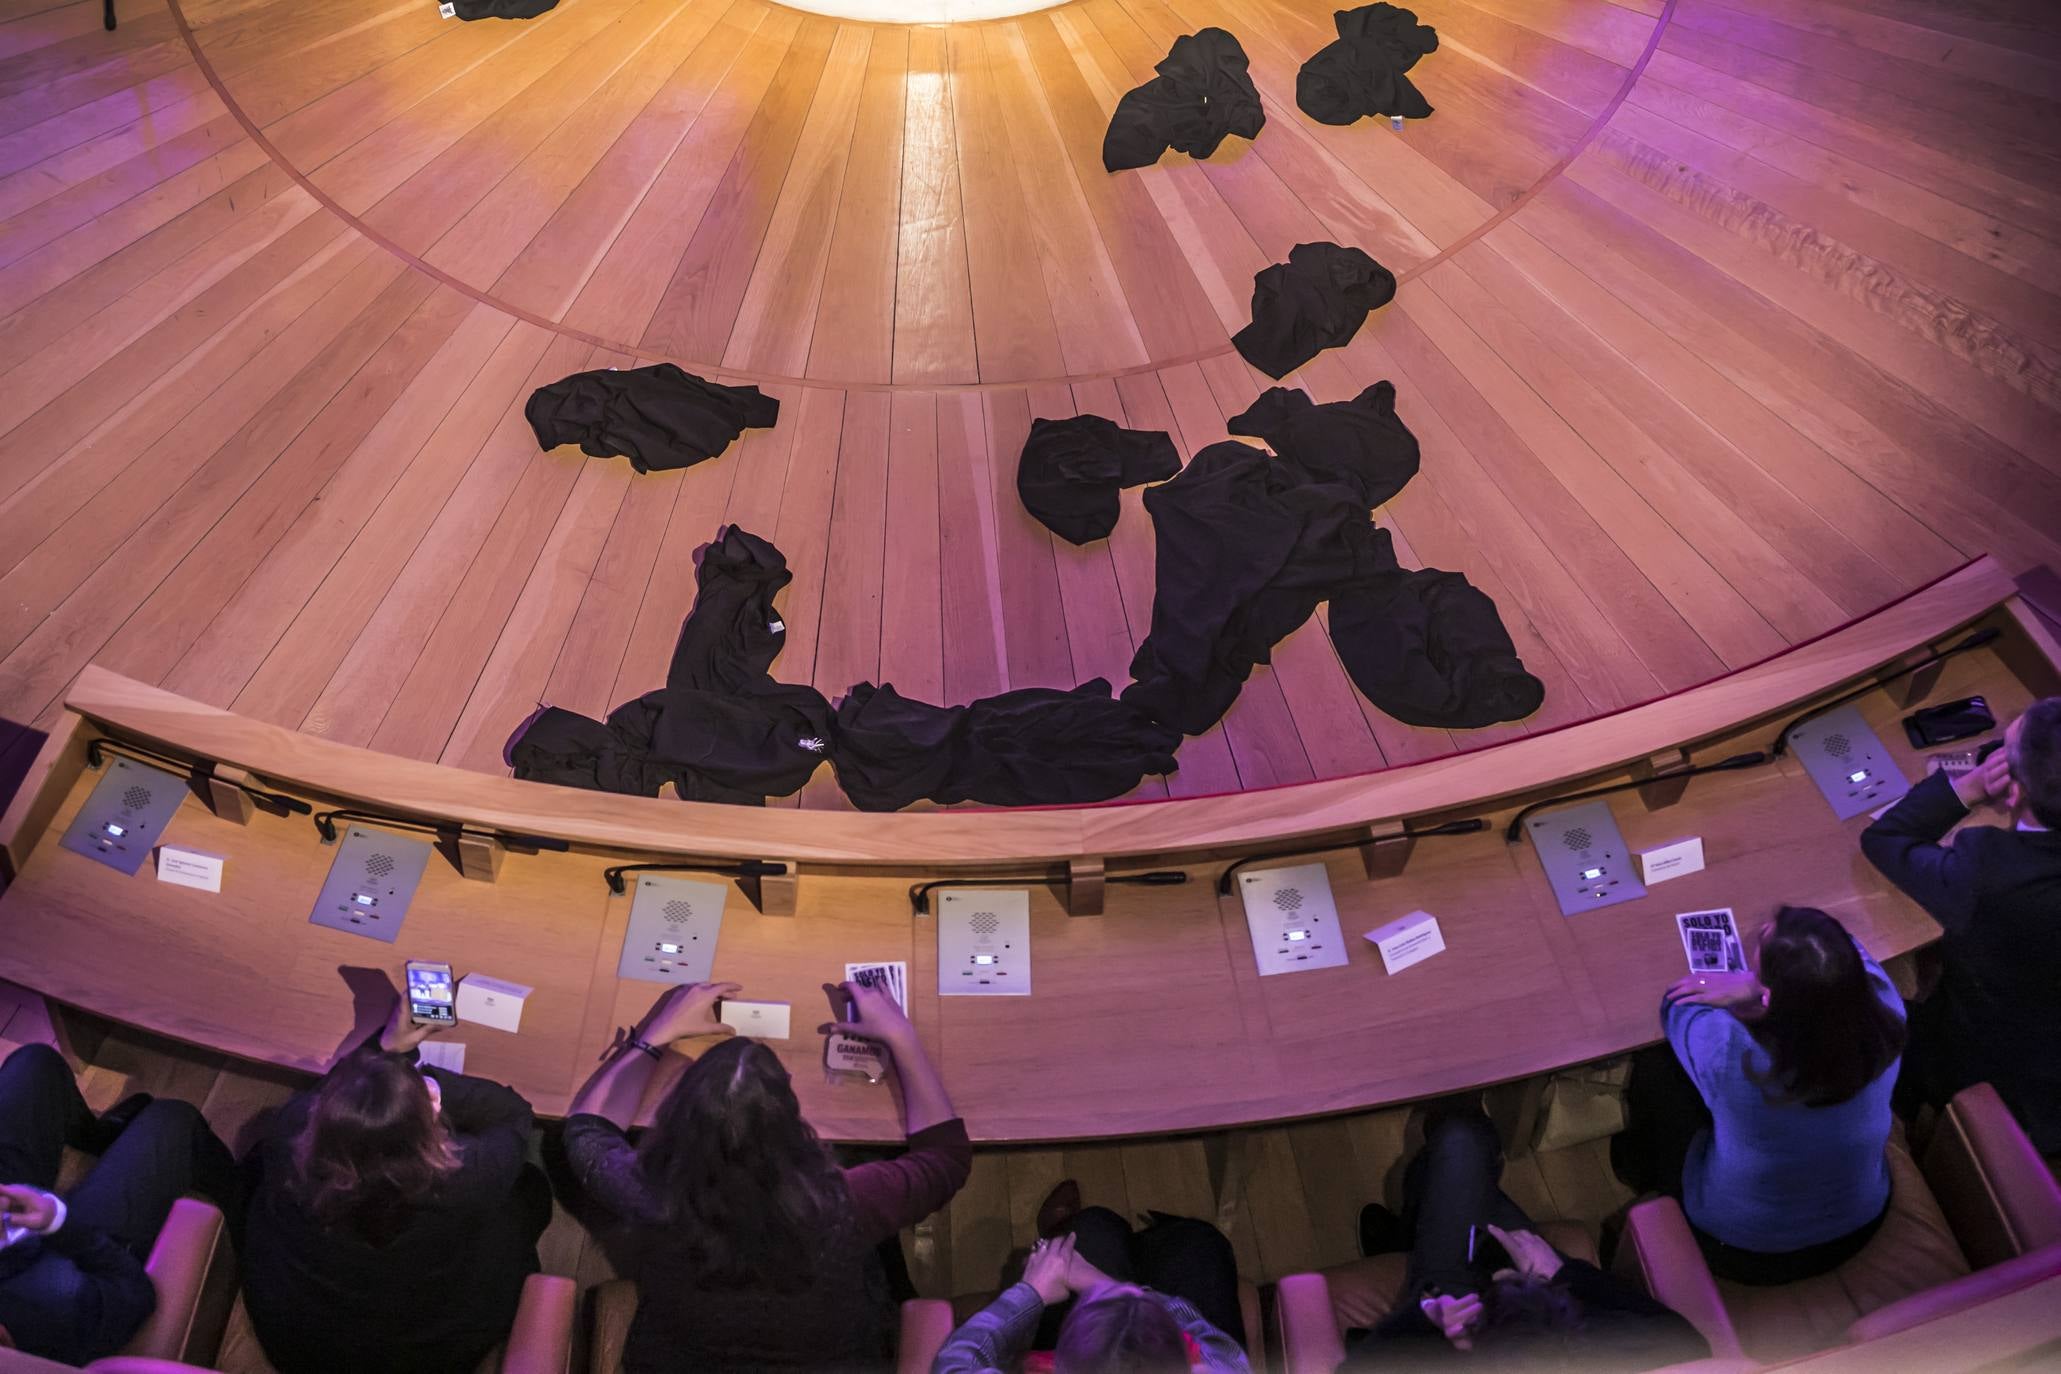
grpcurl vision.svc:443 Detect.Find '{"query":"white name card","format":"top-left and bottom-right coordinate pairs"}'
top-left (1637, 837), bottom-right (1706, 884)
top-left (156, 846), bottom-right (224, 893)
top-left (418, 1041), bottom-right (466, 1074)
top-left (456, 974), bottom-right (532, 1032)
top-left (719, 1000), bottom-right (791, 1040)
top-left (1365, 910), bottom-right (1445, 975)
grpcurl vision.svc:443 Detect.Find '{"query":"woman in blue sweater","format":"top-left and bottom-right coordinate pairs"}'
top-left (1660, 905), bottom-right (1907, 1284)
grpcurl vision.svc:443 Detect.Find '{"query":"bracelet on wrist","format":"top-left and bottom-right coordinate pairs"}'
top-left (625, 1037), bottom-right (664, 1061)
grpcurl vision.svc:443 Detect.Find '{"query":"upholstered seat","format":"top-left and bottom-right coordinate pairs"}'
top-left (214, 1274), bottom-right (575, 1374)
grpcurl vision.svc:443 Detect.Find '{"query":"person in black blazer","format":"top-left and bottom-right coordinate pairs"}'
top-left (1861, 696), bottom-right (2061, 1154)
top-left (241, 994), bottom-right (551, 1374)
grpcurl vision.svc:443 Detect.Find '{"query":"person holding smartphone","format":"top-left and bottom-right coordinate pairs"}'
top-left (561, 980), bottom-right (970, 1371)
top-left (1331, 1102), bottom-right (1706, 1370)
top-left (240, 987), bottom-right (549, 1374)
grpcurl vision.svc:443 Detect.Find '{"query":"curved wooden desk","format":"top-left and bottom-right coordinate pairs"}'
top-left (1, 558), bottom-right (2055, 1143)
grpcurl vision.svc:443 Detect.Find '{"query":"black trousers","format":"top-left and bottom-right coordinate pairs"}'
top-left (0, 1043), bottom-right (243, 1254)
top-left (1392, 1104), bottom-right (1535, 1299)
top-left (1034, 1207), bottom-right (1247, 1350)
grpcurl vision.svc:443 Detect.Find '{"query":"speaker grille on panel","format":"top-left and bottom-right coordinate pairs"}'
top-left (1563, 827), bottom-right (1593, 850)
top-left (969, 912), bottom-right (1000, 934)
top-left (1824, 733), bottom-right (1851, 759)
top-left (664, 900), bottom-right (694, 925)
top-left (365, 853), bottom-right (396, 880)
top-left (122, 786), bottom-right (152, 810)
top-left (1273, 889), bottom-right (1304, 912)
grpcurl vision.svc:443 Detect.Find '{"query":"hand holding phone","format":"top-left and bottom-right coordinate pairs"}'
top-left (405, 961), bottom-right (456, 1026)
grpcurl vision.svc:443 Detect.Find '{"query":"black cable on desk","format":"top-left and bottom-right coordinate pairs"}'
top-left (1501, 752), bottom-right (1767, 843)
top-left (1768, 627), bottom-right (1999, 757)
top-left (311, 806), bottom-right (568, 854)
top-left (910, 870), bottom-right (1187, 915)
top-left (86, 736), bottom-right (311, 818)
top-left (604, 859), bottom-right (789, 895)
top-left (1213, 819), bottom-right (1486, 896)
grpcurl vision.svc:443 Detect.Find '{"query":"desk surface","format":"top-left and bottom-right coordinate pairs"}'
top-left (0, 645), bottom-right (2038, 1143)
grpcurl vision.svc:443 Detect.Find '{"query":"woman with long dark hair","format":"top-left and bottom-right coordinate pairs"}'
top-left (1658, 904), bottom-right (1907, 1283)
top-left (563, 979), bottom-right (970, 1370)
top-left (241, 993), bottom-right (550, 1373)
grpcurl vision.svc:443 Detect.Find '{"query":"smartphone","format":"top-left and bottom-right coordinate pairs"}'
top-left (1904, 696), bottom-right (1994, 749)
top-left (1468, 1224), bottom-right (1511, 1272)
top-left (405, 960), bottom-right (456, 1025)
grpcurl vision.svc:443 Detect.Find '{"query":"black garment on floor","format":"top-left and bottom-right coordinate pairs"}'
top-left (1228, 380), bottom-right (1420, 509)
top-left (508, 527), bottom-right (832, 804)
top-left (1297, 3), bottom-right (1438, 126)
top-left (1232, 242), bottom-right (1396, 379)
top-left (1328, 565), bottom-right (1543, 728)
top-left (1102, 28), bottom-right (1265, 172)
top-left (452, 0), bottom-right (558, 18)
top-left (1122, 441), bottom-right (1398, 735)
top-left (1016, 414), bottom-right (1181, 545)
top-left (831, 680), bottom-right (1180, 811)
top-left (525, 363), bottom-right (778, 474)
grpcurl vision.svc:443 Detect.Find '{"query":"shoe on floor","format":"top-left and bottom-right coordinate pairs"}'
top-left (1359, 1202), bottom-right (1406, 1257)
top-left (1037, 1179), bottom-right (1083, 1239)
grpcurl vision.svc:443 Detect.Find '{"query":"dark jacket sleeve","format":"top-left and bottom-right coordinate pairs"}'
top-left (841, 1118), bottom-right (973, 1243)
top-left (1556, 1260), bottom-right (1711, 1365)
top-left (561, 1113), bottom-right (654, 1224)
top-left (0, 1227), bottom-right (158, 1366)
top-left (427, 1068), bottom-right (534, 1200)
top-left (1860, 772), bottom-right (1984, 933)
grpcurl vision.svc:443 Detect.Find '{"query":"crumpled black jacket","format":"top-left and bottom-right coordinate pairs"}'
top-left (832, 680), bottom-right (1181, 811)
top-left (1229, 380), bottom-right (1419, 509)
top-left (453, 0), bottom-right (559, 19)
top-left (525, 363), bottom-right (778, 474)
top-left (507, 528), bottom-right (831, 804)
top-left (1329, 566), bottom-right (1546, 729)
top-left (1102, 28), bottom-right (1265, 172)
top-left (1297, 3), bottom-right (1439, 126)
top-left (1232, 242), bottom-right (1397, 379)
top-left (1017, 414), bottom-right (1182, 545)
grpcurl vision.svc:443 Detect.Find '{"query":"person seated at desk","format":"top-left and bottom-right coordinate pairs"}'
top-left (1652, 905), bottom-right (1905, 1284)
top-left (1861, 696), bottom-right (2061, 1156)
top-left (933, 1227), bottom-right (1250, 1374)
top-left (241, 996), bottom-right (550, 1374)
top-left (563, 980), bottom-right (971, 1371)
top-left (1336, 1102), bottom-right (1706, 1370)
top-left (0, 1043), bottom-right (241, 1365)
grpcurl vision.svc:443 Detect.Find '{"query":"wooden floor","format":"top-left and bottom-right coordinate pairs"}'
top-left (1, 0), bottom-right (2058, 803)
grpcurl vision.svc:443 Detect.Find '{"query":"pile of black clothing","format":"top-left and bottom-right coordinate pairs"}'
top-left (1229, 381), bottom-right (1419, 508)
top-left (525, 363), bottom-right (779, 474)
top-left (508, 528), bottom-right (833, 805)
top-left (1016, 415), bottom-right (1181, 544)
top-left (450, 0), bottom-right (559, 19)
top-left (1102, 28), bottom-right (1265, 172)
top-left (1233, 242), bottom-right (1397, 379)
top-left (832, 680), bottom-right (1182, 811)
top-left (1297, 3), bottom-right (1440, 125)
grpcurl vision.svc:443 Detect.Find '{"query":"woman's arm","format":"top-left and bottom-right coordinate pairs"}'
top-left (822, 980), bottom-right (956, 1133)
top-left (566, 982), bottom-right (739, 1128)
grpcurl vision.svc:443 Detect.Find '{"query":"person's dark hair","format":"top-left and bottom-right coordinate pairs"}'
top-left (293, 1051), bottom-right (459, 1245)
top-left (636, 1037), bottom-right (850, 1290)
top-left (2010, 697), bottom-right (2061, 830)
top-left (1747, 906), bottom-right (1905, 1107)
top-left (1468, 1273), bottom-right (1587, 1362)
top-left (1053, 1289), bottom-right (1190, 1374)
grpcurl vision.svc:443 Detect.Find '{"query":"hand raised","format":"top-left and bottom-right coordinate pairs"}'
top-left (636, 982), bottom-right (742, 1045)
top-left (820, 980), bottom-right (915, 1050)
top-left (1024, 1234), bottom-right (1076, 1306)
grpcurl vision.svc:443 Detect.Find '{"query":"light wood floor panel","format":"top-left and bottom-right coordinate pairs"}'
top-left (1, 0), bottom-right (2058, 806)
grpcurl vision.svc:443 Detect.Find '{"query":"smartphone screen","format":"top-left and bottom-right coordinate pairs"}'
top-left (406, 961), bottom-right (455, 1024)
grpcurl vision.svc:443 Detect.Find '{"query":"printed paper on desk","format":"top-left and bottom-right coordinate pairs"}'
top-left (1364, 910), bottom-right (1445, 975)
top-left (1637, 837), bottom-right (1705, 885)
top-left (719, 1000), bottom-right (791, 1040)
top-left (456, 974), bottom-right (532, 1033)
top-left (156, 846), bottom-right (224, 893)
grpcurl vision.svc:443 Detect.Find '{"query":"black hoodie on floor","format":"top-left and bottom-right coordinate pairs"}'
top-left (1103, 28), bottom-right (1265, 172)
top-left (1232, 243), bottom-right (1397, 379)
top-left (1297, 3), bottom-right (1439, 126)
top-left (1017, 414), bottom-right (1182, 545)
top-left (525, 363), bottom-right (778, 474)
